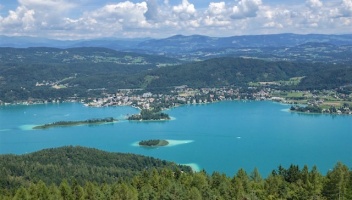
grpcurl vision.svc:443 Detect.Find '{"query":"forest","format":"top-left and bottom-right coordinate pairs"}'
top-left (0, 146), bottom-right (191, 190)
top-left (0, 146), bottom-right (351, 200)
top-left (139, 140), bottom-right (169, 147)
top-left (32, 117), bottom-right (116, 129)
top-left (1, 47), bottom-right (352, 103)
top-left (128, 109), bottom-right (170, 121)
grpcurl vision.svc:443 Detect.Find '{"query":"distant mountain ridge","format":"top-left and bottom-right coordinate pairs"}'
top-left (2, 33), bottom-right (352, 50)
top-left (2, 34), bottom-right (351, 63)
top-left (137, 33), bottom-right (352, 52)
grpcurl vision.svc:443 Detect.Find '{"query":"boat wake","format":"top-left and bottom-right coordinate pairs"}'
top-left (19, 125), bottom-right (36, 131)
top-left (166, 140), bottom-right (194, 147)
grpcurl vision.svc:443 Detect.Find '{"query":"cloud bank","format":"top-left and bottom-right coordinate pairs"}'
top-left (0, 0), bottom-right (351, 39)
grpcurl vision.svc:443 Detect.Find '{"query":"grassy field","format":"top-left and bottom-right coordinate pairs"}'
top-left (249, 77), bottom-right (304, 87)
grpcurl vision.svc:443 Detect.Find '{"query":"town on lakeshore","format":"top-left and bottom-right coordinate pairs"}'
top-left (74, 86), bottom-right (352, 115)
top-left (3, 85), bottom-right (351, 115)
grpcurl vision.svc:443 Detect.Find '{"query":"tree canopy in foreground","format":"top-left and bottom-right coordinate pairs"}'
top-left (0, 146), bottom-right (351, 199)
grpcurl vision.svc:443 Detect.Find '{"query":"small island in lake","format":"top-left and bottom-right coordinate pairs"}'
top-left (128, 109), bottom-right (170, 121)
top-left (139, 139), bottom-right (169, 147)
top-left (33, 117), bottom-right (116, 129)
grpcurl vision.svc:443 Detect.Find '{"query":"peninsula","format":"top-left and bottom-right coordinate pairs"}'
top-left (139, 139), bottom-right (169, 147)
top-left (33, 117), bottom-right (116, 129)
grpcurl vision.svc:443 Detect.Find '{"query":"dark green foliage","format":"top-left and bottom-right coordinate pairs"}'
top-left (298, 66), bottom-right (352, 90)
top-left (33, 117), bottom-right (116, 129)
top-left (146, 57), bottom-right (295, 88)
top-left (0, 47), bottom-right (180, 102)
top-left (0, 146), bottom-right (191, 191)
top-left (323, 162), bottom-right (351, 200)
top-left (144, 57), bottom-right (352, 91)
top-left (139, 140), bottom-right (169, 147)
top-left (0, 147), bottom-right (351, 200)
top-left (1, 46), bottom-right (352, 103)
top-left (290, 105), bottom-right (323, 113)
top-left (128, 109), bottom-right (170, 121)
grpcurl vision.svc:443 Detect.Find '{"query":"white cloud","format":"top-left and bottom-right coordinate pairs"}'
top-left (203, 2), bottom-right (231, 26)
top-left (173, 0), bottom-right (196, 14)
top-left (231, 0), bottom-right (262, 19)
top-left (208, 2), bottom-right (227, 15)
top-left (340, 0), bottom-right (352, 17)
top-left (0, 0), bottom-right (352, 39)
top-left (1, 6), bottom-right (35, 31)
top-left (167, 0), bottom-right (200, 28)
top-left (172, 0), bottom-right (197, 21)
top-left (306, 0), bottom-right (323, 9)
top-left (263, 21), bottom-right (283, 28)
top-left (90, 1), bottom-right (148, 27)
top-left (144, 0), bottom-right (161, 21)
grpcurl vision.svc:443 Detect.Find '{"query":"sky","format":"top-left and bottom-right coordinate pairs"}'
top-left (0, 0), bottom-right (351, 39)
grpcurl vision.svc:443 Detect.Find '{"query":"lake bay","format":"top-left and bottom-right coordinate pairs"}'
top-left (0, 101), bottom-right (351, 176)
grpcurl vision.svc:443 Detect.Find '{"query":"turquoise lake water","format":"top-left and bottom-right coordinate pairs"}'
top-left (0, 101), bottom-right (351, 176)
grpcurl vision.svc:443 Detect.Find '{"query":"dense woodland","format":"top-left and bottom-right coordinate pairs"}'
top-left (33, 117), bottom-right (116, 129)
top-left (0, 47), bottom-right (178, 102)
top-left (0, 146), bottom-right (351, 200)
top-left (0, 146), bottom-right (191, 190)
top-left (1, 47), bottom-right (352, 102)
top-left (139, 140), bottom-right (169, 147)
top-left (128, 109), bottom-right (170, 121)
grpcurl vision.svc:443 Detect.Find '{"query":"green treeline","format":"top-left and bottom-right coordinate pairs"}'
top-left (0, 47), bottom-right (179, 102)
top-left (1, 146), bottom-right (351, 199)
top-left (128, 109), bottom-right (170, 121)
top-left (139, 140), bottom-right (169, 147)
top-left (0, 146), bottom-right (191, 191)
top-left (33, 117), bottom-right (116, 129)
top-left (290, 103), bottom-right (352, 114)
top-left (145, 57), bottom-right (352, 90)
top-left (290, 105), bottom-right (323, 113)
top-left (1, 163), bottom-right (352, 199)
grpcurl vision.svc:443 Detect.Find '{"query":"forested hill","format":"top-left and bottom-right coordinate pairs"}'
top-left (0, 47), bottom-right (180, 66)
top-left (0, 146), bottom-right (351, 199)
top-left (0, 146), bottom-right (191, 189)
top-left (1, 49), bottom-right (351, 102)
top-left (144, 57), bottom-right (352, 90)
top-left (0, 47), bottom-right (180, 102)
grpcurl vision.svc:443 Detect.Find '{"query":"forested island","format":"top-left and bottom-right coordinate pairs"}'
top-left (0, 146), bottom-right (351, 200)
top-left (33, 117), bottom-right (116, 129)
top-left (128, 109), bottom-right (170, 121)
top-left (139, 139), bottom-right (169, 147)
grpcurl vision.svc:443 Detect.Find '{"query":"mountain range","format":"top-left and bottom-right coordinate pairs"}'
top-left (2, 34), bottom-right (351, 63)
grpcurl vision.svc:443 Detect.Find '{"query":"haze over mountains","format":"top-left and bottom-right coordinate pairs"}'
top-left (2, 33), bottom-right (352, 50)
top-left (2, 33), bottom-right (352, 63)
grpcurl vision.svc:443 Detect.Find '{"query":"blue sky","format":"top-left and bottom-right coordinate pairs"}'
top-left (0, 0), bottom-right (350, 39)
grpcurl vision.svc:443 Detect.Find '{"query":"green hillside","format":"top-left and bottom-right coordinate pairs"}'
top-left (1, 48), bottom-right (351, 102)
top-left (0, 146), bottom-right (191, 190)
top-left (0, 147), bottom-right (351, 200)
top-left (0, 47), bottom-right (180, 102)
top-left (144, 57), bottom-right (352, 90)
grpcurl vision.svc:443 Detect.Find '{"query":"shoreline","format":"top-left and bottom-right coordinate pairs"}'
top-left (2, 99), bottom-right (351, 116)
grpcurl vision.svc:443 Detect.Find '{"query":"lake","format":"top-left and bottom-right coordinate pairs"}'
top-left (0, 101), bottom-right (351, 176)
